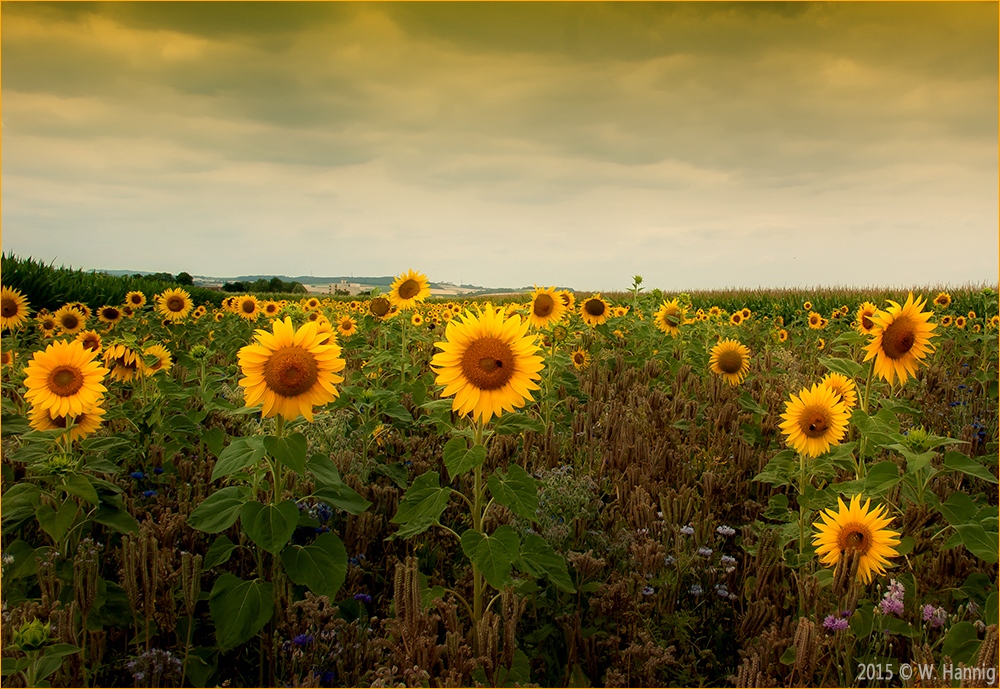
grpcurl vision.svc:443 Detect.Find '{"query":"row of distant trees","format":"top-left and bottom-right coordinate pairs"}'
top-left (221, 277), bottom-right (307, 294)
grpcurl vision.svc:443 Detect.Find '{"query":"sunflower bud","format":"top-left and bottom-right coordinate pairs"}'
top-left (13, 618), bottom-right (51, 652)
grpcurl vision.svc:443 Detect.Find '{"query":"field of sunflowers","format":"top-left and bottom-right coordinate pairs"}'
top-left (1, 262), bottom-right (998, 688)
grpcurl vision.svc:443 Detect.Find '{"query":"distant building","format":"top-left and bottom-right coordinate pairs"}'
top-left (333, 279), bottom-right (362, 296)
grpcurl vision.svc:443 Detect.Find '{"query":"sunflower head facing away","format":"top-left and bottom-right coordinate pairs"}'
top-left (156, 288), bottom-right (193, 322)
top-left (527, 286), bottom-right (567, 329)
top-left (30, 404), bottom-right (107, 443)
top-left (580, 295), bottom-right (610, 327)
top-left (862, 293), bottom-right (937, 386)
top-left (855, 302), bottom-right (879, 335)
top-left (141, 344), bottom-right (174, 377)
top-left (238, 317), bottom-right (346, 422)
top-left (1, 286), bottom-right (31, 330)
top-left (23, 339), bottom-right (109, 419)
top-left (709, 338), bottom-right (751, 386)
top-left (389, 270), bottom-right (431, 310)
top-left (654, 299), bottom-right (686, 337)
top-left (779, 383), bottom-right (850, 458)
top-left (813, 495), bottom-right (900, 584)
top-left (430, 306), bottom-right (544, 423)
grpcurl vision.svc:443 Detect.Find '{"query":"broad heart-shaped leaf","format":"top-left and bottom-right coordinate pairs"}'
top-left (188, 486), bottom-right (249, 534)
top-left (494, 413), bottom-right (545, 436)
top-left (280, 531), bottom-right (348, 599)
top-left (443, 437), bottom-right (486, 479)
top-left (36, 500), bottom-right (78, 544)
top-left (202, 427), bottom-right (226, 459)
top-left (306, 453), bottom-right (342, 488)
top-left (264, 433), bottom-right (308, 476)
top-left (211, 437), bottom-right (266, 482)
top-left (942, 621), bottom-right (981, 666)
top-left (60, 474), bottom-right (99, 505)
top-left (953, 523), bottom-right (999, 563)
top-left (863, 461), bottom-right (902, 495)
top-left (518, 533), bottom-right (576, 593)
top-left (93, 502), bottom-right (140, 534)
top-left (204, 535), bottom-right (238, 570)
top-left (818, 356), bottom-right (864, 379)
top-left (314, 484), bottom-right (371, 516)
top-left (209, 574), bottom-right (274, 651)
top-left (488, 464), bottom-right (539, 523)
top-left (939, 491), bottom-right (979, 527)
top-left (469, 525), bottom-right (520, 590)
top-left (391, 471), bottom-right (451, 538)
top-left (240, 500), bottom-right (299, 554)
top-left (1, 483), bottom-right (41, 533)
top-left (943, 451), bottom-right (999, 485)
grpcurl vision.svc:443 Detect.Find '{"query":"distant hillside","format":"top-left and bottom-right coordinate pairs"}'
top-left (100, 270), bottom-right (490, 291)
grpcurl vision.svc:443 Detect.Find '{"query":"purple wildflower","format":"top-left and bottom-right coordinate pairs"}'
top-left (823, 614), bottom-right (849, 632)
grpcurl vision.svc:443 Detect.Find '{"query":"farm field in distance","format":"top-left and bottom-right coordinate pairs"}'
top-left (1, 257), bottom-right (998, 688)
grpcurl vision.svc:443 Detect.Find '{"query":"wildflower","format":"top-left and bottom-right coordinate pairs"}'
top-left (922, 604), bottom-right (947, 628)
top-left (292, 633), bottom-right (314, 647)
top-left (680, 525), bottom-right (694, 536)
top-left (823, 614), bottom-right (850, 632)
top-left (721, 555), bottom-right (737, 567)
top-left (642, 586), bottom-right (655, 596)
top-left (353, 593), bottom-right (373, 604)
top-left (689, 584), bottom-right (703, 597)
top-left (142, 490), bottom-right (158, 499)
top-left (880, 579), bottom-right (906, 616)
top-left (130, 471), bottom-right (145, 479)
top-left (716, 525), bottom-right (736, 537)
top-left (697, 546), bottom-right (713, 557)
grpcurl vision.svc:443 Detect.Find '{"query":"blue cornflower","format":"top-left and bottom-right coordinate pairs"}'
top-left (354, 593), bottom-right (373, 604)
top-left (153, 467), bottom-right (164, 475)
top-left (292, 634), bottom-right (313, 647)
top-left (130, 471), bottom-right (145, 479)
top-left (142, 490), bottom-right (157, 498)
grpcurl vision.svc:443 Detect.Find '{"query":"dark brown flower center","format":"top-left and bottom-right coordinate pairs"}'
top-left (49, 365), bottom-right (84, 396)
top-left (533, 294), bottom-right (555, 318)
top-left (60, 314), bottom-right (80, 330)
top-left (398, 279), bottom-right (421, 300)
top-left (166, 296), bottom-right (186, 313)
top-left (370, 298), bottom-right (390, 317)
top-left (241, 300), bottom-right (256, 314)
top-left (716, 350), bottom-right (744, 375)
top-left (861, 312), bottom-right (874, 330)
top-left (460, 337), bottom-right (515, 391)
top-left (584, 299), bottom-right (606, 317)
top-left (881, 316), bottom-right (916, 359)
top-left (801, 410), bottom-right (831, 438)
top-left (1, 297), bottom-right (19, 318)
top-left (129, 294), bottom-right (144, 305)
top-left (263, 346), bottom-right (319, 397)
top-left (80, 335), bottom-right (100, 351)
top-left (836, 524), bottom-right (871, 553)
top-left (732, 314), bottom-right (742, 324)
top-left (573, 352), bottom-right (585, 364)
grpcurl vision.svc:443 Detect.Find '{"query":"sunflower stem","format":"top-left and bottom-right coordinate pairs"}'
top-left (857, 358), bottom-right (876, 478)
top-left (472, 417), bottom-right (486, 638)
top-left (400, 313), bottom-right (408, 384)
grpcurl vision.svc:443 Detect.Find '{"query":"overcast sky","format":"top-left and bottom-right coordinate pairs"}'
top-left (2, 2), bottom-right (997, 292)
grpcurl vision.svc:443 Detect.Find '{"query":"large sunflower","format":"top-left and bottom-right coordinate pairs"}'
top-left (1, 287), bottom-right (31, 330)
top-left (29, 404), bottom-right (106, 442)
top-left (430, 307), bottom-right (544, 423)
top-left (156, 288), bottom-right (193, 322)
top-left (54, 305), bottom-right (87, 335)
top-left (527, 286), bottom-right (567, 329)
top-left (23, 339), bottom-right (109, 418)
top-left (141, 344), bottom-right (173, 377)
top-left (820, 372), bottom-right (858, 410)
top-left (389, 269), bottom-right (431, 310)
top-left (368, 297), bottom-right (392, 319)
top-left (238, 317), bottom-right (345, 422)
top-left (855, 302), bottom-right (879, 335)
top-left (709, 338), bottom-right (751, 386)
top-left (779, 383), bottom-right (850, 458)
top-left (813, 495), bottom-right (900, 584)
top-left (862, 293), bottom-right (937, 385)
top-left (580, 295), bottom-right (611, 327)
top-left (654, 299), bottom-right (686, 338)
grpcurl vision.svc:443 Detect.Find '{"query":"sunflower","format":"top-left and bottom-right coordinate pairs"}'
top-left (315, 317), bottom-right (337, 339)
top-left (729, 312), bottom-right (743, 326)
top-left (121, 305), bottom-right (135, 318)
top-left (813, 495), bottom-right (900, 584)
top-left (807, 312), bottom-right (824, 330)
top-left (125, 291), bottom-right (147, 308)
top-left (236, 295), bottom-right (260, 321)
top-left (855, 302), bottom-right (878, 335)
top-left (580, 295), bottom-right (611, 327)
top-left (709, 338), bottom-right (751, 386)
top-left (778, 328), bottom-right (789, 343)
top-left (54, 305), bottom-right (87, 335)
top-left (69, 302), bottom-right (91, 320)
top-left (263, 301), bottom-right (281, 318)
top-left (75, 330), bottom-right (103, 354)
top-left (92, 305), bottom-right (120, 327)
top-left (140, 344), bottom-right (173, 377)
top-left (389, 269), bottom-right (431, 310)
top-left (214, 311), bottom-right (225, 323)
top-left (1, 350), bottom-right (15, 368)
top-left (820, 372), bottom-right (858, 410)
top-left (156, 288), bottom-right (193, 322)
top-left (223, 296), bottom-right (238, 312)
top-left (862, 293), bottom-right (937, 386)
top-left (527, 286), bottom-right (567, 329)
top-left (973, 324), bottom-right (982, 333)
top-left (337, 315), bottom-right (358, 337)
top-left (803, 301), bottom-right (813, 311)
top-left (23, 339), bottom-right (109, 418)
top-left (37, 314), bottom-right (57, 337)
top-left (654, 299), bottom-right (686, 338)
top-left (557, 290), bottom-right (576, 314)
top-left (192, 305), bottom-right (207, 320)
top-left (1, 287), bottom-right (31, 329)
top-left (741, 308), bottom-right (751, 319)
top-left (410, 313), bottom-right (424, 327)
top-left (954, 316), bottom-right (967, 329)
top-left (779, 383), bottom-right (850, 458)
top-left (369, 297), bottom-right (391, 319)
top-left (29, 403), bottom-right (107, 442)
top-left (103, 343), bottom-right (142, 383)
top-left (967, 310), bottom-right (977, 320)
top-left (709, 306), bottom-right (722, 318)
top-left (990, 315), bottom-right (999, 328)
top-left (933, 292), bottom-right (951, 309)
top-left (306, 310), bottom-right (321, 322)
top-left (304, 297), bottom-right (321, 311)
top-left (430, 306), bottom-right (544, 423)
top-left (571, 348), bottom-right (591, 371)
top-left (816, 338), bottom-right (826, 350)
top-left (238, 317), bottom-right (346, 422)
